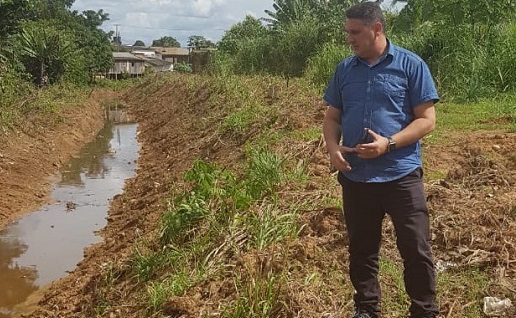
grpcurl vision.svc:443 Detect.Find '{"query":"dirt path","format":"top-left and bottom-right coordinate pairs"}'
top-left (2, 76), bottom-right (514, 318)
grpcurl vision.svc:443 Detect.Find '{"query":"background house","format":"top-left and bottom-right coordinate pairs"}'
top-left (151, 47), bottom-right (190, 65)
top-left (109, 52), bottom-right (145, 79)
top-left (142, 57), bottom-right (173, 73)
top-left (131, 47), bottom-right (162, 59)
top-left (191, 47), bottom-right (217, 73)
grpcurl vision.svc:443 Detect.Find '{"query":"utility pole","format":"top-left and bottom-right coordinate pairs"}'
top-left (114, 24), bottom-right (121, 51)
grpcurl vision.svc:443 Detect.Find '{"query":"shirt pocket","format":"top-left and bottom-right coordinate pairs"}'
top-left (377, 74), bottom-right (407, 98)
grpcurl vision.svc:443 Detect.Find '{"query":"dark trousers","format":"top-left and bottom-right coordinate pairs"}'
top-left (338, 169), bottom-right (439, 318)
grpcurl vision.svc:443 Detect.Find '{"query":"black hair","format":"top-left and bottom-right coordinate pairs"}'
top-left (345, 1), bottom-right (386, 33)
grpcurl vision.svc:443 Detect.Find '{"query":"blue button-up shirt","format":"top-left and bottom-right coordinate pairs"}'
top-left (323, 40), bottom-right (439, 183)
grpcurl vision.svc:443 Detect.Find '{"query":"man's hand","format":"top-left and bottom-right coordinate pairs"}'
top-left (356, 129), bottom-right (389, 159)
top-left (329, 145), bottom-right (356, 172)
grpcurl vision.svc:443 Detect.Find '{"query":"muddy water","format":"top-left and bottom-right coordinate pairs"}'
top-left (0, 118), bottom-right (139, 317)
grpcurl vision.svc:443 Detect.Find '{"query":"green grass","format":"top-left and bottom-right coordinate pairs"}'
top-left (147, 270), bottom-right (192, 311)
top-left (378, 259), bottom-right (492, 318)
top-left (289, 127), bottom-right (322, 143)
top-left (133, 246), bottom-right (163, 282)
top-left (379, 259), bottom-right (410, 317)
top-left (0, 82), bottom-right (92, 129)
top-left (430, 96), bottom-right (516, 143)
top-left (436, 267), bottom-right (490, 318)
top-left (130, 144), bottom-right (292, 316)
top-left (246, 204), bottom-right (298, 250)
top-left (222, 272), bottom-right (287, 318)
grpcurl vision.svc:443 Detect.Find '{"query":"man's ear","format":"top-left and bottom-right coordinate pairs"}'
top-left (373, 21), bottom-right (383, 35)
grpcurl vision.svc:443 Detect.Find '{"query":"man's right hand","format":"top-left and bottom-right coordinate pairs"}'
top-left (329, 146), bottom-right (356, 172)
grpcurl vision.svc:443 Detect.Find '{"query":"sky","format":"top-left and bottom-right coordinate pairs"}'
top-left (71, 0), bottom-right (276, 47)
top-left (71, 0), bottom-right (403, 48)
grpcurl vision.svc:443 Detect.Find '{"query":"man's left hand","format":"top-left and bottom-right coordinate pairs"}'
top-left (355, 129), bottom-right (389, 159)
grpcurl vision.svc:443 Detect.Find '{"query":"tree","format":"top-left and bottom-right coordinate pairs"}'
top-left (16, 22), bottom-right (75, 87)
top-left (393, 0), bottom-right (516, 30)
top-left (0, 0), bottom-right (33, 39)
top-left (187, 35), bottom-right (215, 50)
top-left (152, 36), bottom-right (180, 47)
top-left (262, 0), bottom-right (361, 42)
top-left (263, 0), bottom-right (314, 29)
top-left (65, 9), bottom-right (113, 82)
top-left (0, 0), bottom-right (113, 87)
top-left (133, 40), bottom-right (145, 47)
top-left (79, 9), bottom-right (109, 28)
top-left (218, 16), bottom-right (267, 55)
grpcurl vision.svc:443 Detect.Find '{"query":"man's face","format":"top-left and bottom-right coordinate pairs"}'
top-left (345, 18), bottom-right (377, 59)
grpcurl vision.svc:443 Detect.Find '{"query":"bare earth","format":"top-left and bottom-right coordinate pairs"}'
top-left (1, 77), bottom-right (514, 317)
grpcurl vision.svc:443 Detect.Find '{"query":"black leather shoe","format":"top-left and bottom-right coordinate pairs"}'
top-left (352, 308), bottom-right (376, 318)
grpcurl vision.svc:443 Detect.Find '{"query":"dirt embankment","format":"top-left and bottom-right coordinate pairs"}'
top-left (3, 74), bottom-right (514, 318)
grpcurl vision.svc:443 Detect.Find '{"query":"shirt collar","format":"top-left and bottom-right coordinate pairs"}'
top-left (352, 38), bottom-right (394, 67)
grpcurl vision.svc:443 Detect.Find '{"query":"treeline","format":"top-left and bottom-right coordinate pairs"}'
top-left (214, 0), bottom-right (516, 101)
top-left (0, 0), bottom-right (113, 120)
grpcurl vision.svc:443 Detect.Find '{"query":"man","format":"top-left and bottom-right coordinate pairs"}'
top-left (322, 2), bottom-right (439, 318)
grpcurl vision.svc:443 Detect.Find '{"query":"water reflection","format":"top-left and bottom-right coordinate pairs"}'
top-left (60, 123), bottom-right (114, 185)
top-left (0, 235), bottom-right (37, 318)
top-left (0, 120), bottom-right (139, 318)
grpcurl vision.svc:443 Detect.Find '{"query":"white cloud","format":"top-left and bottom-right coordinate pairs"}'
top-left (192, 0), bottom-right (227, 17)
top-left (72, 0), bottom-right (273, 46)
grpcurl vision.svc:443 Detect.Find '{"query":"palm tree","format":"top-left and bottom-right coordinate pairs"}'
top-left (263, 0), bottom-right (364, 30)
top-left (262, 0), bottom-right (315, 29)
top-left (18, 25), bottom-right (74, 87)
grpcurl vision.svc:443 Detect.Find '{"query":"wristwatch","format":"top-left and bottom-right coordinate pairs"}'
top-left (387, 137), bottom-right (397, 152)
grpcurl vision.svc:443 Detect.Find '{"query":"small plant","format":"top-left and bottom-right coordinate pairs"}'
top-left (221, 106), bottom-right (257, 134)
top-left (160, 193), bottom-right (208, 245)
top-left (244, 147), bottom-right (284, 200)
top-left (133, 246), bottom-right (162, 282)
top-left (222, 272), bottom-right (287, 318)
top-left (184, 159), bottom-right (235, 200)
top-left (247, 204), bottom-right (298, 250)
top-left (174, 62), bottom-right (192, 73)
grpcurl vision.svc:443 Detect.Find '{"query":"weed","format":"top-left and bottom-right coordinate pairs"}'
top-left (379, 259), bottom-right (410, 315)
top-left (246, 204), bottom-right (298, 250)
top-left (244, 147), bottom-right (284, 200)
top-left (160, 193), bottom-right (208, 245)
top-left (133, 246), bottom-right (162, 282)
top-left (222, 272), bottom-right (287, 318)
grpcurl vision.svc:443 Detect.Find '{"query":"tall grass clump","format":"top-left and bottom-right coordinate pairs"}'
top-left (222, 272), bottom-right (288, 318)
top-left (160, 146), bottom-right (286, 248)
top-left (393, 22), bottom-right (515, 101)
top-left (0, 56), bottom-right (35, 128)
top-left (305, 42), bottom-right (352, 93)
top-left (246, 204), bottom-right (298, 250)
top-left (230, 36), bottom-right (273, 75)
top-left (243, 147), bottom-right (284, 201)
top-left (485, 23), bottom-right (516, 93)
top-left (160, 159), bottom-right (233, 245)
